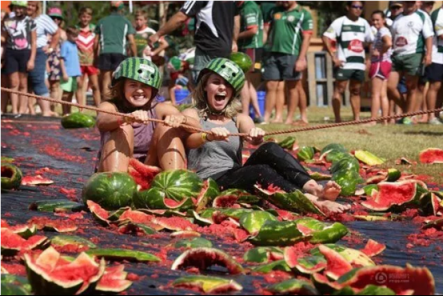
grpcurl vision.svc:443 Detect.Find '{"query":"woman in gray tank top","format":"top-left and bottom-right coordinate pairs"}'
top-left (183, 58), bottom-right (350, 214)
top-left (95, 58), bottom-right (200, 173)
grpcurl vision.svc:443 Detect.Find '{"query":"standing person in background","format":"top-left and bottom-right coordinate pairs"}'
top-left (323, 1), bottom-right (374, 123)
top-left (26, 1), bottom-right (59, 117)
top-left (150, 1), bottom-right (240, 84)
top-left (76, 7), bottom-right (101, 109)
top-left (416, 1), bottom-right (435, 123)
top-left (95, 1), bottom-right (136, 100)
top-left (46, 7), bottom-right (66, 113)
top-left (60, 28), bottom-right (82, 115)
top-left (426, 3), bottom-right (443, 124)
top-left (368, 11), bottom-right (393, 126)
top-left (238, 0), bottom-right (264, 123)
top-left (387, 1), bottom-right (434, 125)
top-left (133, 9), bottom-right (156, 60)
top-left (262, 1), bottom-right (313, 125)
top-left (1, 0), bottom-right (36, 115)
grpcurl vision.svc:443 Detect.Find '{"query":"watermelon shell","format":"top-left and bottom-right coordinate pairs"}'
top-left (297, 146), bottom-right (315, 162)
top-left (1, 164), bottom-right (23, 190)
top-left (25, 247), bottom-right (106, 295)
top-left (229, 52), bottom-right (253, 73)
top-left (61, 112), bottom-right (96, 129)
top-left (173, 275), bottom-right (243, 293)
top-left (82, 172), bottom-right (136, 210)
top-left (150, 170), bottom-right (203, 202)
top-left (419, 148), bottom-right (443, 164)
top-left (362, 181), bottom-right (418, 212)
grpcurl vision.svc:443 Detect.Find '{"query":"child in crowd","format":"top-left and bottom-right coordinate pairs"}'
top-left (60, 27), bottom-right (81, 115)
top-left (133, 9), bottom-right (156, 59)
top-left (167, 47), bottom-right (195, 105)
top-left (76, 7), bottom-right (101, 109)
top-left (47, 7), bottom-right (66, 111)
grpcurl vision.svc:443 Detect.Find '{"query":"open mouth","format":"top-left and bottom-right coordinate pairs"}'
top-left (133, 95), bottom-right (147, 101)
top-left (215, 93), bottom-right (227, 101)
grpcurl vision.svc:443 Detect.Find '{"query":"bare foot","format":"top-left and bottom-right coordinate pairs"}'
top-left (315, 200), bottom-right (352, 214)
top-left (271, 119), bottom-right (283, 124)
top-left (363, 121), bottom-right (377, 127)
top-left (291, 120), bottom-right (309, 126)
top-left (285, 119), bottom-right (293, 125)
top-left (322, 181), bottom-right (341, 201)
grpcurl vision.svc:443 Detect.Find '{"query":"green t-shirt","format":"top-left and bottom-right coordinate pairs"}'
top-left (265, 5), bottom-right (313, 56)
top-left (134, 27), bottom-right (156, 57)
top-left (239, 1), bottom-right (264, 49)
top-left (95, 12), bottom-right (136, 55)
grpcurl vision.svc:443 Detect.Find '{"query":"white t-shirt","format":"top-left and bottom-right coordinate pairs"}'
top-left (324, 16), bottom-right (374, 71)
top-left (34, 14), bottom-right (58, 49)
top-left (391, 9), bottom-right (434, 56)
top-left (371, 26), bottom-right (393, 63)
top-left (431, 7), bottom-right (443, 64)
top-left (135, 26), bottom-right (156, 60)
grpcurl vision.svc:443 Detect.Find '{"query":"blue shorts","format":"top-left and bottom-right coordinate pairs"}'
top-left (28, 48), bottom-right (49, 95)
top-left (397, 77), bottom-right (407, 94)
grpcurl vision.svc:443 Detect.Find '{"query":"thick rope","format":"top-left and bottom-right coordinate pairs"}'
top-left (2, 87), bottom-right (442, 137)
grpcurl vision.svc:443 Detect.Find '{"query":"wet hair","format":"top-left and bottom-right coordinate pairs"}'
top-left (372, 10), bottom-right (386, 18)
top-left (66, 27), bottom-right (79, 37)
top-left (134, 9), bottom-right (148, 20)
top-left (192, 72), bottom-right (241, 119)
top-left (79, 7), bottom-right (93, 17)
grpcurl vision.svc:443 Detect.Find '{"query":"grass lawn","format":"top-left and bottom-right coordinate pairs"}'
top-left (261, 107), bottom-right (443, 185)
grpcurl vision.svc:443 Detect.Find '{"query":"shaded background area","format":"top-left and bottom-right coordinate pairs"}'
top-left (1, 114), bottom-right (442, 294)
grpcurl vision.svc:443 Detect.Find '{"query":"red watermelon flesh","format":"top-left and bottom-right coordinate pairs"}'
top-left (27, 217), bottom-right (78, 233)
top-left (419, 148), bottom-right (443, 164)
top-left (362, 181), bottom-right (417, 211)
top-left (361, 239), bottom-right (386, 257)
top-left (1, 228), bottom-right (48, 254)
top-left (118, 209), bottom-right (162, 230)
top-left (319, 245), bottom-right (353, 280)
top-left (25, 247), bottom-right (105, 295)
top-left (22, 175), bottom-right (54, 186)
top-left (96, 265), bottom-right (132, 293)
top-left (87, 200), bottom-right (111, 226)
top-left (128, 158), bottom-right (161, 191)
top-left (213, 195), bottom-right (239, 208)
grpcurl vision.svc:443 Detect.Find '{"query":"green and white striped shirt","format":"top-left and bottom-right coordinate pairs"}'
top-left (324, 16), bottom-right (374, 71)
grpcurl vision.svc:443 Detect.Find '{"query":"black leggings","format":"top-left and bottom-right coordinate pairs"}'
top-left (212, 142), bottom-right (312, 193)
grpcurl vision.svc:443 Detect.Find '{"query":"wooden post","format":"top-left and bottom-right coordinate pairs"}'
top-left (307, 52), bottom-right (317, 107)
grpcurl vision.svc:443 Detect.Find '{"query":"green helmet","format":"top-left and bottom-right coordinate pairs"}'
top-left (198, 58), bottom-right (245, 94)
top-left (168, 56), bottom-right (182, 72)
top-left (11, 1), bottom-right (28, 7)
top-left (112, 58), bottom-right (162, 97)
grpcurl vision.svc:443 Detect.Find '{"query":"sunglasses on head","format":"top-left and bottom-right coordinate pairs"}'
top-left (351, 5), bottom-right (364, 10)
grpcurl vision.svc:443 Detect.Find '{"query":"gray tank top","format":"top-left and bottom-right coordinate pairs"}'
top-left (187, 118), bottom-right (243, 180)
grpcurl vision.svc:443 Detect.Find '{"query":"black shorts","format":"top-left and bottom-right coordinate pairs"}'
top-left (426, 63), bottom-right (443, 83)
top-left (3, 49), bottom-right (31, 75)
top-left (262, 52), bottom-right (301, 81)
top-left (97, 53), bottom-right (126, 72)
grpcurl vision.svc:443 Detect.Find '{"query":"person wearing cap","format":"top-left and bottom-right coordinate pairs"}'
top-left (388, 2), bottom-right (404, 21)
top-left (426, 2), bottom-right (443, 124)
top-left (26, 1), bottom-right (60, 116)
top-left (182, 58), bottom-right (350, 214)
top-left (96, 58), bottom-right (200, 173)
top-left (387, 1), bottom-right (434, 125)
top-left (46, 7), bottom-right (66, 112)
top-left (1, 0), bottom-right (37, 115)
top-left (95, 1), bottom-right (137, 100)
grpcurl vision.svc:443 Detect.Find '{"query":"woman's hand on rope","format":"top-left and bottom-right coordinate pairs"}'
top-left (246, 127), bottom-right (265, 145)
top-left (164, 115), bottom-right (187, 128)
top-left (207, 127), bottom-right (230, 142)
top-left (126, 110), bottom-right (151, 124)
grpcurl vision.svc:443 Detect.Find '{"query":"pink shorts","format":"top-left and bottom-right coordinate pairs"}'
top-left (369, 61), bottom-right (392, 80)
